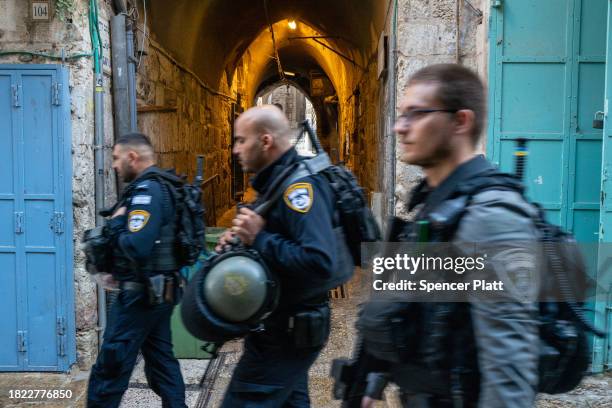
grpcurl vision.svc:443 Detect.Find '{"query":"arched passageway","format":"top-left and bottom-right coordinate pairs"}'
top-left (256, 82), bottom-right (318, 157)
top-left (136, 0), bottom-right (395, 225)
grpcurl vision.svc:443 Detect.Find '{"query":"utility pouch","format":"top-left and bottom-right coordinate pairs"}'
top-left (147, 274), bottom-right (165, 305)
top-left (289, 304), bottom-right (330, 349)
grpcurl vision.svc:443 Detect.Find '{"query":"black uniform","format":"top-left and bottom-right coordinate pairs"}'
top-left (87, 166), bottom-right (186, 408)
top-left (221, 148), bottom-right (340, 407)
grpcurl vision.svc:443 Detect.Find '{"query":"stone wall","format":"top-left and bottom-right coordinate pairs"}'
top-left (340, 57), bottom-right (382, 202)
top-left (136, 36), bottom-right (246, 226)
top-left (0, 0), bottom-right (117, 369)
top-left (393, 0), bottom-right (487, 217)
top-left (261, 85), bottom-right (306, 126)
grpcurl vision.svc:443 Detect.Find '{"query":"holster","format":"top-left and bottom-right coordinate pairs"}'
top-left (288, 303), bottom-right (330, 349)
top-left (146, 272), bottom-right (183, 306)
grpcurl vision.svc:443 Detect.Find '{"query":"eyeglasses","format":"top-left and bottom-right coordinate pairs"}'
top-left (396, 109), bottom-right (458, 125)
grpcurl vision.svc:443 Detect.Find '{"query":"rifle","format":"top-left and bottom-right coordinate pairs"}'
top-left (331, 335), bottom-right (390, 406)
top-left (331, 215), bottom-right (429, 405)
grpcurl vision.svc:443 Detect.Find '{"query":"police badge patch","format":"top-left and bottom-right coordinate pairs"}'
top-left (128, 210), bottom-right (151, 232)
top-left (284, 182), bottom-right (314, 213)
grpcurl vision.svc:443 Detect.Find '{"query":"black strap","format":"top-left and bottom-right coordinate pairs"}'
top-left (416, 156), bottom-right (495, 217)
top-left (253, 153), bottom-right (333, 216)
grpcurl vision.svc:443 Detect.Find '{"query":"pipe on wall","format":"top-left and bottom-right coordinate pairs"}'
top-left (126, 21), bottom-right (138, 131)
top-left (89, 0), bottom-right (107, 347)
top-left (112, 0), bottom-right (127, 14)
top-left (111, 14), bottom-right (130, 138)
top-left (387, 0), bottom-right (398, 218)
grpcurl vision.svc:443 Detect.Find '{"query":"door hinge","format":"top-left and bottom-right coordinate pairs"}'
top-left (492, 0), bottom-right (503, 8)
top-left (11, 84), bottom-right (21, 107)
top-left (17, 331), bottom-right (27, 352)
top-left (15, 212), bottom-right (24, 234)
top-left (57, 317), bottom-right (66, 357)
top-left (52, 82), bottom-right (62, 106)
top-left (51, 212), bottom-right (65, 234)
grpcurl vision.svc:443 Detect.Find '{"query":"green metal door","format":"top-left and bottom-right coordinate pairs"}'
top-left (488, 0), bottom-right (609, 371)
top-left (596, 0), bottom-right (612, 373)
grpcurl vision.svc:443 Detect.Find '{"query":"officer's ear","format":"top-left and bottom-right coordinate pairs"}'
top-left (260, 133), bottom-right (274, 151)
top-left (127, 149), bottom-right (140, 163)
top-left (454, 109), bottom-right (476, 138)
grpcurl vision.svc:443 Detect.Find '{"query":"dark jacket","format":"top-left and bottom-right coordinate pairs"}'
top-left (250, 148), bottom-right (339, 306)
top-left (107, 166), bottom-right (175, 281)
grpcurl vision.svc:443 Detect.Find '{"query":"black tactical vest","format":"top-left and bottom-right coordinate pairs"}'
top-left (112, 172), bottom-right (179, 278)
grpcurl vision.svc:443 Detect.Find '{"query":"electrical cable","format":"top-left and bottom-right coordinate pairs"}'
top-left (464, 0), bottom-right (483, 17)
top-left (263, 0), bottom-right (285, 82)
top-left (0, 50), bottom-right (91, 60)
top-left (137, 0), bottom-right (147, 69)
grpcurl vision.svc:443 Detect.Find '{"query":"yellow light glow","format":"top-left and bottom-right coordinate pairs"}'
top-left (288, 20), bottom-right (297, 30)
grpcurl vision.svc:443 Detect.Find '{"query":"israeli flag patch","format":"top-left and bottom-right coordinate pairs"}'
top-left (283, 182), bottom-right (313, 213)
top-left (132, 195), bottom-right (152, 205)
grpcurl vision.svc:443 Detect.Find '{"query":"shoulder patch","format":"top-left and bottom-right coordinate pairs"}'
top-left (128, 210), bottom-right (151, 232)
top-left (135, 182), bottom-right (149, 190)
top-left (283, 182), bottom-right (314, 213)
top-left (132, 195), bottom-right (152, 205)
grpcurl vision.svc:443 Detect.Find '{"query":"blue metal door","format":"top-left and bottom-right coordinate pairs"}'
top-left (488, 0), bottom-right (610, 371)
top-left (0, 65), bottom-right (75, 372)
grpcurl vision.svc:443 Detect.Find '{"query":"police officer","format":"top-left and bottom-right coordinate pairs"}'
top-left (358, 64), bottom-right (540, 407)
top-left (87, 133), bottom-right (186, 408)
top-left (216, 106), bottom-right (341, 407)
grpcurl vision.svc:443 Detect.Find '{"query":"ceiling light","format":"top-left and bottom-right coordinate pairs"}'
top-left (288, 20), bottom-right (297, 30)
top-left (284, 71), bottom-right (296, 77)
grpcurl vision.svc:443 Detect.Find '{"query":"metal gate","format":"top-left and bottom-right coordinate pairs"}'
top-left (0, 65), bottom-right (75, 372)
top-left (488, 0), bottom-right (610, 371)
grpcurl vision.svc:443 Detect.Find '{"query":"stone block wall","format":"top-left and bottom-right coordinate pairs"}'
top-left (338, 56), bottom-right (383, 204)
top-left (394, 0), bottom-right (487, 217)
top-left (136, 38), bottom-right (244, 225)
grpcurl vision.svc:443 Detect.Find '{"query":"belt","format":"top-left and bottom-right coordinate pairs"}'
top-left (119, 281), bottom-right (146, 292)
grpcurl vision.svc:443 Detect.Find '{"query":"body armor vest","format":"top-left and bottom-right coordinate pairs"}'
top-left (112, 175), bottom-right (179, 278)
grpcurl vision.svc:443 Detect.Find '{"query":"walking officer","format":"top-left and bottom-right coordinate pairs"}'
top-left (348, 64), bottom-right (540, 407)
top-left (87, 133), bottom-right (186, 408)
top-left (216, 105), bottom-right (347, 407)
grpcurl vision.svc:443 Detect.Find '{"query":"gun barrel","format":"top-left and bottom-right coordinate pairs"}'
top-left (301, 120), bottom-right (324, 154)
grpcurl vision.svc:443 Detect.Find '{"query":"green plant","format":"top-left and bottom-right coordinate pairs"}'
top-left (55, 0), bottom-right (77, 22)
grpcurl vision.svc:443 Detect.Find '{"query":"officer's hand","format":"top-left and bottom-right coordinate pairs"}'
top-left (361, 396), bottom-right (376, 408)
top-left (232, 207), bottom-right (265, 246)
top-left (215, 230), bottom-right (237, 252)
top-left (112, 206), bottom-right (126, 218)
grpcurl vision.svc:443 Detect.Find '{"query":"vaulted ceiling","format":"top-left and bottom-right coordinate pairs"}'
top-left (147, 0), bottom-right (389, 89)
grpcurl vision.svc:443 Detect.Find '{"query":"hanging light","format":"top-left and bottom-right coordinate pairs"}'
top-left (288, 20), bottom-right (297, 30)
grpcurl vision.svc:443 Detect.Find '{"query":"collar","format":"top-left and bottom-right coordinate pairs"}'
top-left (251, 148), bottom-right (299, 194)
top-left (407, 155), bottom-right (494, 212)
top-left (121, 165), bottom-right (161, 194)
top-left (133, 165), bottom-right (160, 184)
